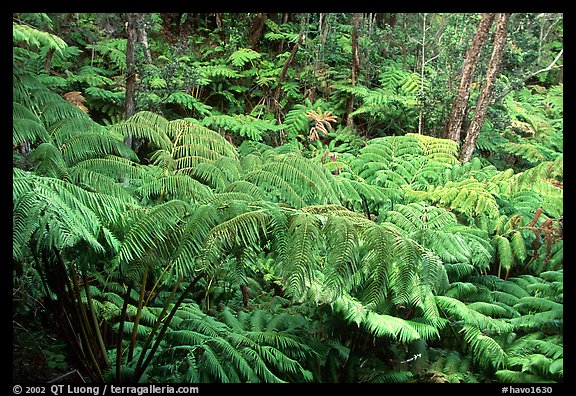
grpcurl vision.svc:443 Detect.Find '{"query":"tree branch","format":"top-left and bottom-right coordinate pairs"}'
top-left (491, 48), bottom-right (563, 104)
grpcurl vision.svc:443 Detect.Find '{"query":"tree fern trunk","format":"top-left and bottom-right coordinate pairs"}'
top-left (128, 268), bottom-right (148, 362)
top-left (132, 273), bottom-right (203, 382)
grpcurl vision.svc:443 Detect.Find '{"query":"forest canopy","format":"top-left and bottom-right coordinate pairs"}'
top-left (13, 12), bottom-right (563, 384)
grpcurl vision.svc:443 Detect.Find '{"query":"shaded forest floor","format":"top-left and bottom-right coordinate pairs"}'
top-left (13, 309), bottom-right (85, 383)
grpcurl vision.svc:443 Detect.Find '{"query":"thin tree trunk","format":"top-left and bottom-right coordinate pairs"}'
top-left (124, 13), bottom-right (139, 149)
top-left (346, 13), bottom-right (361, 129)
top-left (459, 13), bottom-right (509, 163)
top-left (273, 34), bottom-right (304, 109)
top-left (249, 13), bottom-right (268, 49)
top-left (445, 13), bottom-right (495, 143)
top-left (44, 48), bottom-right (55, 73)
top-left (418, 13), bottom-right (427, 134)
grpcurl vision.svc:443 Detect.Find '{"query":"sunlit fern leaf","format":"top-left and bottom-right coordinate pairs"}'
top-left (13, 177), bottom-right (112, 258)
top-left (363, 312), bottom-right (421, 343)
top-left (110, 111), bottom-right (172, 151)
top-left (228, 48), bottom-right (261, 67)
top-left (136, 174), bottom-right (213, 204)
top-left (408, 133), bottom-right (459, 165)
top-left (421, 178), bottom-right (501, 219)
top-left (513, 297), bottom-right (562, 314)
top-left (467, 302), bottom-right (510, 318)
top-left (360, 223), bottom-right (399, 305)
top-left (201, 64), bottom-right (242, 79)
top-left (444, 282), bottom-right (479, 300)
top-left (224, 180), bottom-right (266, 200)
top-left (61, 132), bottom-right (138, 165)
top-left (492, 235), bottom-right (513, 273)
top-left (199, 193), bottom-right (256, 208)
top-left (533, 271), bottom-right (561, 284)
top-left (245, 169), bottom-right (306, 208)
top-left (406, 317), bottom-right (442, 341)
top-left (13, 22), bottom-right (67, 52)
top-left (261, 154), bottom-right (340, 205)
top-left (72, 156), bottom-right (144, 182)
top-left (509, 311), bottom-right (562, 333)
top-left (86, 38), bottom-right (126, 70)
top-left (549, 358), bottom-right (563, 377)
top-left (435, 296), bottom-right (513, 334)
top-left (165, 92), bottom-right (213, 116)
top-left (67, 65), bottom-right (115, 87)
top-left (171, 120), bottom-right (239, 158)
top-left (49, 117), bottom-right (108, 145)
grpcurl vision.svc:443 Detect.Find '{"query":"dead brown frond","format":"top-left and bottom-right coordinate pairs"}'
top-left (306, 107), bottom-right (337, 142)
top-left (64, 91), bottom-right (89, 113)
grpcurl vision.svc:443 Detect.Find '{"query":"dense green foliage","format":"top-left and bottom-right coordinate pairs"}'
top-left (13, 12), bottom-right (562, 384)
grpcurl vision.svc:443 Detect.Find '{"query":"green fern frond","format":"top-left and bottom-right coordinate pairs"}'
top-left (118, 200), bottom-right (190, 264)
top-left (228, 48), bottom-right (261, 67)
top-left (110, 111), bottom-right (172, 151)
top-left (28, 143), bottom-right (70, 180)
top-left (363, 312), bottom-right (420, 343)
top-left (435, 296), bottom-right (513, 334)
top-left (202, 114), bottom-right (279, 141)
top-left (86, 39), bottom-right (127, 70)
top-left (278, 213), bottom-right (321, 300)
top-left (462, 325), bottom-right (507, 370)
top-left (201, 209), bottom-right (271, 274)
top-left (495, 369), bottom-right (553, 383)
top-left (493, 235), bottom-right (513, 273)
top-left (166, 92), bottom-right (212, 116)
top-left (61, 132), bottom-right (138, 164)
top-left (13, 103), bottom-right (51, 146)
top-left (12, 173), bottom-right (126, 258)
top-left (168, 119), bottom-right (238, 159)
top-left (201, 64), bottom-right (242, 79)
top-left (136, 174), bottom-right (213, 203)
top-left (323, 216), bottom-right (360, 295)
top-left (407, 133), bottom-right (459, 165)
top-left (13, 22), bottom-right (67, 52)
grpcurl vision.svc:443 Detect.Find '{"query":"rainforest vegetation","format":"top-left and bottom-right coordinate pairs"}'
top-left (13, 12), bottom-right (563, 384)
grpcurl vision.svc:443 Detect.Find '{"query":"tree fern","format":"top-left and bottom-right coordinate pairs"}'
top-left (461, 325), bottom-right (507, 371)
top-left (13, 21), bottom-right (67, 53)
top-left (201, 113), bottom-right (280, 141)
top-left (228, 48), bottom-right (262, 67)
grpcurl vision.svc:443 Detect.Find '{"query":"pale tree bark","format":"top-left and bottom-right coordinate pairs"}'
top-left (459, 13), bottom-right (510, 163)
top-left (346, 13), bottom-right (361, 129)
top-left (137, 17), bottom-right (152, 63)
top-left (445, 13), bottom-right (495, 143)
